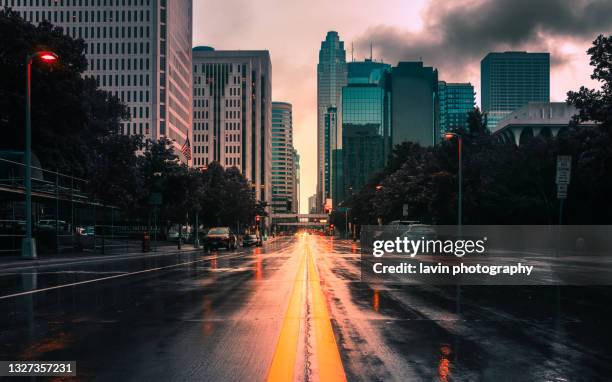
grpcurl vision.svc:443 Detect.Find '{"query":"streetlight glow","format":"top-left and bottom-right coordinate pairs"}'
top-left (443, 132), bottom-right (458, 140)
top-left (38, 52), bottom-right (59, 62)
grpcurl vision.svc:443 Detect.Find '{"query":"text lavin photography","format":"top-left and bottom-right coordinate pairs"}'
top-left (1, 0), bottom-right (612, 381)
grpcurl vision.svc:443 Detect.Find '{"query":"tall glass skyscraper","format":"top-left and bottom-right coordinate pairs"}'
top-left (438, 81), bottom-right (475, 133)
top-left (339, 60), bottom-right (390, 205)
top-left (481, 52), bottom-right (550, 129)
top-left (389, 62), bottom-right (439, 147)
top-left (317, 31), bottom-right (347, 212)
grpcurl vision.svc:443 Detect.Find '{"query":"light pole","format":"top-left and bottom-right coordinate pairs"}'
top-left (443, 132), bottom-right (462, 227)
top-left (22, 51), bottom-right (59, 259)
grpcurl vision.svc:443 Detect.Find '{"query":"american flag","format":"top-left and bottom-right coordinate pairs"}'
top-left (181, 138), bottom-right (192, 161)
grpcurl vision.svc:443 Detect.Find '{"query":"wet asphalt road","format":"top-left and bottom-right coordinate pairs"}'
top-left (1, 234), bottom-right (612, 381)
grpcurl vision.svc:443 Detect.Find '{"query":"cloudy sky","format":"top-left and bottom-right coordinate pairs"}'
top-left (193, 0), bottom-right (610, 212)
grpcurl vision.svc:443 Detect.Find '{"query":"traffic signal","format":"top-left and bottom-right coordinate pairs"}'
top-left (255, 215), bottom-right (260, 222)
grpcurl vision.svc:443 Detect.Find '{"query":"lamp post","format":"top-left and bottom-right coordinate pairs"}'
top-left (443, 132), bottom-right (462, 227)
top-left (22, 51), bottom-right (59, 259)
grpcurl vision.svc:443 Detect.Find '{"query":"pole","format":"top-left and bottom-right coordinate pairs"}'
top-left (457, 136), bottom-right (462, 227)
top-left (22, 56), bottom-right (36, 259)
top-left (345, 209), bottom-right (348, 239)
top-left (194, 212), bottom-right (200, 248)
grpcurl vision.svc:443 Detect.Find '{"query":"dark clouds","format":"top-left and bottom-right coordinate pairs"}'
top-left (356, 0), bottom-right (612, 80)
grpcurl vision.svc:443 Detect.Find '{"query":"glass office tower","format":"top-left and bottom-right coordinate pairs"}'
top-left (317, 31), bottom-right (347, 212)
top-left (481, 52), bottom-right (550, 129)
top-left (339, 60), bottom-right (390, 205)
top-left (438, 81), bottom-right (475, 133)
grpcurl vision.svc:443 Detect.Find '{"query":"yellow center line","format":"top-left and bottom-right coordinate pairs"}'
top-left (267, 240), bottom-right (307, 382)
top-left (307, 239), bottom-right (347, 382)
top-left (267, 236), bottom-right (347, 382)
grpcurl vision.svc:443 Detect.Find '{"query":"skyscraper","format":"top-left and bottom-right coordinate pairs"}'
top-left (317, 31), bottom-right (347, 212)
top-left (271, 102), bottom-right (297, 215)
top-left (340, 60), bottom-right (390, 205)
top-left (389, 62), bottom-right (439, 147)
top-left (9, 0), bottom-right (194, 163)
top-left (438, 81), bottom-right (475, 133)
top-left (192, 47), bottom-right (272, 215)
top-left (481, 51), bottom-right (550, 129)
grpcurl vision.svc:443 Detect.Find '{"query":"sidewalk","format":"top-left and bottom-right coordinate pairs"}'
top-left (0, 243), bottom-right (202, 272)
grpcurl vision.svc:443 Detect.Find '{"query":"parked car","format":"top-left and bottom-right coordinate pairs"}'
top-left (203, 227), bottom-right (237, 251)
top-left (243, 234), bottom-right (262, 247)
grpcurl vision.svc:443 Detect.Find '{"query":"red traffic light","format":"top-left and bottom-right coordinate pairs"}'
top-left (255, 216), bottom-right (260, 222)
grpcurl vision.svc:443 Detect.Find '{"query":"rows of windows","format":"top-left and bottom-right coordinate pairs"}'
top-left (120, 121), bottom-right (149, 135)
top-left (89, 57), bottom-right (150, 72)
top-left (86, 41), bottom-right (150, 56)
top-left (5, 0), bottom-right (151, 7)
top-left (16, 8), bottom-right (152, 25)
top-left (193, 122), bottom-right (209, 131)
top-left (92, 73), bottom-right (149, 88)
top-left (193, 145), bottom-right (209, 154)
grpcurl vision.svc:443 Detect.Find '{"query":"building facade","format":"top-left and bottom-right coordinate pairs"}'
top-left (389, 62), bottom-right (439, 147)
top-left (336, 59), bottom-right (390, 206)
top-left (317, 31), bottom-right (347, 212)
top-left (192, 47), bottom-right (272, 214)
top-left (492, 102), bottom-right (592, 145)
top-left (481, 51), bottom-right (550, 129)
top-left (271, 102), bottom-right (296, 215)
top-left (438, 82), bottom-right (475, 133)
top-left (308, 194), bottom-right (317, 214)
top-left (8, 0), bottom-right (194, 163)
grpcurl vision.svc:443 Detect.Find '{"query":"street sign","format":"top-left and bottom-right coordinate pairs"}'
top-left (402, 204), bottom-right (409, 217)
top-left (556, 155), bottom-right (572, 185)
top-left (557, 183), bottom-right (568, 199)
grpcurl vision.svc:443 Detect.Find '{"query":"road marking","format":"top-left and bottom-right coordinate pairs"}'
top-left (267, 236), bottom-right (346, 382)
top-left (267, 245), bottom-right (306, 382)
top-left (307, 240), bottom-right (347, 382)
top-left (0, 252), bottom-right (243, 301)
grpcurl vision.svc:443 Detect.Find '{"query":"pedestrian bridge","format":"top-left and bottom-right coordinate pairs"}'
top-left (270, 213), bottom-right (329, 227)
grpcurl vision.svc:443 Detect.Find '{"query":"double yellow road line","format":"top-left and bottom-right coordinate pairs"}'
top-left (267, 237), bottom-right (347, 382)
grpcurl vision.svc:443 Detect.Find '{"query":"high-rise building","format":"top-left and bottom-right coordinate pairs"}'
top-left (317, 31), bottom-right (347, 212)
top-left (340, 60), bottom-right (390, 205)
top-left (481, 51), bottom-right (550, 129)
top-left (308, 194), bottom-right (317, 214)
top-left (9, 0), bottom-right (194, 163)
top-left (192, 47), bottom-right (272, 215)
top-left (438, 81), bottom-right (475, 133)
top-left (389, 62), bottom-right (439, 147)
top-left (271, 102), bottom-right (296, 215)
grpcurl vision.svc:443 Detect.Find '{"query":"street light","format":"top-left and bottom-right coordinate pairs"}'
top-left (22, 50), bottom-right (59, 259)
top-left (443, 132), bottom-right (462, 227)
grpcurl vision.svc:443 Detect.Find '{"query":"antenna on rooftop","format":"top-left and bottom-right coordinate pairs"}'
top-left (351, 42), bottom-right (354, 62)
top-left (370, 42), bottom-right (373, 60)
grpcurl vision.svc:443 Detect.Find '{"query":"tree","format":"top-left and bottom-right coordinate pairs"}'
top-left (87, 134), bottom-right (144, 213)
top-left (563, 34), bottom-right (612, 223)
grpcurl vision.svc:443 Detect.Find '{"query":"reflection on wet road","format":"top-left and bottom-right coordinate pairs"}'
top-left (1, 235), bottom-right (612, 381)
